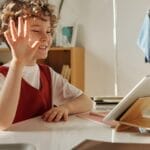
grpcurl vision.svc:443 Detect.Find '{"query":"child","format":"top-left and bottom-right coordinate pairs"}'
top-left (0, 0), bottom-right (93, 130)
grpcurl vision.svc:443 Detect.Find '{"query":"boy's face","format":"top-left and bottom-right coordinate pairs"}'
top-left (27, 16), bottom-right (52, 60)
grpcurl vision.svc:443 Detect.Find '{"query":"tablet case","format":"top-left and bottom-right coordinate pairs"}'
top-left (116, 97), bottom-right (150, 131)
top-left (103, 75), bottom-right (150, 121)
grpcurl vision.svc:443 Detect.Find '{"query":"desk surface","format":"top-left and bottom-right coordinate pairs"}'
top-left (0, 115), bottom-right (149, 150)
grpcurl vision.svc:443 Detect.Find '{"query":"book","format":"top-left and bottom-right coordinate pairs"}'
top-left (92, 96), bottom-right (123, 105)
top-left (61, 64), bottom-right (71, 81)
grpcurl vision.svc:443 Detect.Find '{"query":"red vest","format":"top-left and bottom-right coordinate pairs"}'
top-left (0, 64), bottom-right (52, 123)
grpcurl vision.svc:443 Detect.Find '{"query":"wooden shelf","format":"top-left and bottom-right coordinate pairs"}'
top-left (46, 47), bottom-right (85, 91)
top-left (0, 48), bottom-right (9, 51)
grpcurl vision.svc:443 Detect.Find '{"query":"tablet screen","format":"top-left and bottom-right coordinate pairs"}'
top-left (103, 75), bottom-right (150, 121)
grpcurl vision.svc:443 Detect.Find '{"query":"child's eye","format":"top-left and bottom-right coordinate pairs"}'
top-left (31, 30), bottom-right (40, 32)
top-left (47, 31), bottom-right (52, 34)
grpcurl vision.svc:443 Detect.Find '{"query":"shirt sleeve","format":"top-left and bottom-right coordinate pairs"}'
top-left (0, 73), bottom-right (5, 90)
top-left (49, 67), bottom-right (83, 106)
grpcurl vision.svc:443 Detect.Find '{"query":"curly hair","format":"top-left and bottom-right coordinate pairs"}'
top-left (0, 0), bottom-right (58, 44)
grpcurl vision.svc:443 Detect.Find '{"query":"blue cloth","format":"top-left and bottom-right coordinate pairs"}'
top-left (137, 12), bottom-right (150, 63)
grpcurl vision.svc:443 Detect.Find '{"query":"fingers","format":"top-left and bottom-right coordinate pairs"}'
top-left (63, 111), bottom-right (68, 121)
top-left (24, 19), bottom-right (29, 38)
top-left (42, 110), bottom-right (58, 122)
top-left (54, 112), bottom-right (63, 122)
top-left (9, 19), bottom-right (17, 41)
top-left (4, 30), bottom-right (13, 46)
top-left (32, 40), bottom-right (40, 49)
top-left (42, 108), bottom-right (69, 122)
top-left (42, 111), bottom-right (51, 121)
top-left (30, 40), bottom-right (41, 57)
top-left (47, 111), bottom-right (57, 122)
top-left (18, 17), bottom-right (24, 37)
top-left (9, 17), bottom-right (27, 41)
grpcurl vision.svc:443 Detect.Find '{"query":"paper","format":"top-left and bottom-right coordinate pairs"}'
top-left (76, 112), bottom-right (117, 128)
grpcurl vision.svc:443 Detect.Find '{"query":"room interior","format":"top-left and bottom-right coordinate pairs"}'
top-left (0, 0), bottom-right (150, 149)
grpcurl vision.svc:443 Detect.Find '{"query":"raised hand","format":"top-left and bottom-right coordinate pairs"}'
top-left (4, 17), bottom-right (40, 65)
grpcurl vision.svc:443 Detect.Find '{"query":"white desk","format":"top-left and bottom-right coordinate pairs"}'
top-left (0, 115), bottom-right (149, 150)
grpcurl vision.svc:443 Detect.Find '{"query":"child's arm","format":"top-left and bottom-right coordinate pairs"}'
top-left (0, 18), bottom-right (40, 130)
top-left (62, 94), bottom-right (93, 115)
top-left (42, 94), bottom-right (93, 122)
top-left (0, 61), bottom-right (24, 130)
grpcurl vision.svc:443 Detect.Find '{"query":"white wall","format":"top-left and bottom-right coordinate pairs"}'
top-left (77, 0), bottom-right (115, 96)
top-left (59, 0), bottom-right (150, 97)
top-left (117, 0), bottom-right (150, 95)
top-left (59, 0), bottom-right (115, 96)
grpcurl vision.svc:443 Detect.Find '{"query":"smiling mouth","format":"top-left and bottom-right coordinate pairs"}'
top-left (39, 46), bottom-right (48, 51)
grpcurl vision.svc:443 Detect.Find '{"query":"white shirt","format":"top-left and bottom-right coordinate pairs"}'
top-left (0, 63), bottom-right (83, 106)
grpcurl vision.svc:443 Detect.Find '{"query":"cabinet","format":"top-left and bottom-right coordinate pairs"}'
top-left (45, 47), bottom-right (84, 91)
top-left (0, 48), bottom-right (11, 65)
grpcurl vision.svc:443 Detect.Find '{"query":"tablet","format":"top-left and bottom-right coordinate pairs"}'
top-left (103, 75), bottom-right (150, 121)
